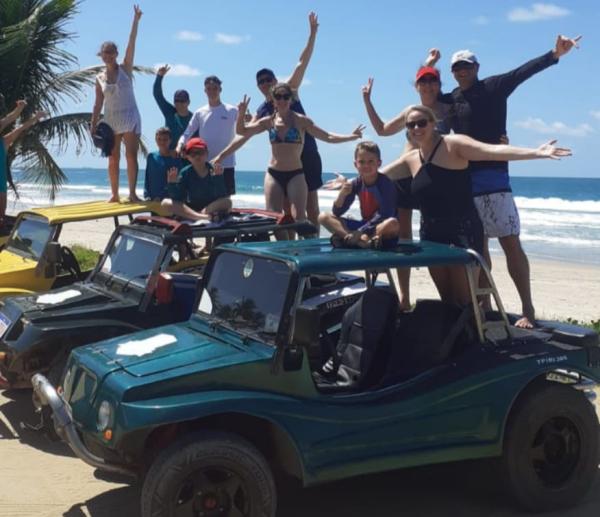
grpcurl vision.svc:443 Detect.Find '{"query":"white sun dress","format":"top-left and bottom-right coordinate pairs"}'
top-left (97, 66), bottom-right (142, 135)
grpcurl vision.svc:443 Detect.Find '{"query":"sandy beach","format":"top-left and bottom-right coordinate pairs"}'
top-left (60, 217), bottom-right (600, 323)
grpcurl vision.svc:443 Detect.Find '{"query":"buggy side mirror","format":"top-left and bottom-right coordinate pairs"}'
top-left (155, 272), bottom-right (174, 304)
top-left (45, 242), bottom-right (61, 264)
top-left (283, 347), bottom-right (304, 371)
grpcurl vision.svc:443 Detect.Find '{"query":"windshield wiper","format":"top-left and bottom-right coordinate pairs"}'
top-left (120, 273), bottom-right (149, 293)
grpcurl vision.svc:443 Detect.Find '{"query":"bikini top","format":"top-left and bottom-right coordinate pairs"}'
top-left (411, 137), bottom-right (474, 219)
top-left (268, 117), bottom-right (303, 144)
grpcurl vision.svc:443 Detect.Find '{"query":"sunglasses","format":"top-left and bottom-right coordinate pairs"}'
top-left (417, 77), bottom-right (439, 84)
top-left (174, 99), bottom-right (188, 103)
top-left (406, 119), bottom-right (429, 130)
top-left (257, 76), bottom-right (274, 85)
top-left (452, 62), bottom-right (476, 72)
top-left (273, 93), bottom-right (291, 101)
top-left (187, 149), bottom-right (206, 156)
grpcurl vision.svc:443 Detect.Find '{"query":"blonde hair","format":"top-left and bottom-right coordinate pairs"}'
top-left (405, 104), bottom-right (438, 124)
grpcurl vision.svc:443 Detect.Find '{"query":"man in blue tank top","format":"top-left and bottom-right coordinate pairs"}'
top-left (433, 35), bottom-right (581, 328)
top-left (253, 12), bottom-right (323, 230)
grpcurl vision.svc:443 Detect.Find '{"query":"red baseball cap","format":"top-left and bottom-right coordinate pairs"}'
top-left (415, 66), bottom-right (440, 82)
top-left (184, 137), bottom-right (208, 153)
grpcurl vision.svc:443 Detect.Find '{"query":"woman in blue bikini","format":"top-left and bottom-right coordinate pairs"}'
top-left (214, 83), bottom-right (364, 227)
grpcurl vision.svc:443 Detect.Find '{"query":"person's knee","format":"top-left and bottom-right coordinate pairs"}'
top-left (499, 234), bottom-right (525, 256)
top-left (161, 198), bottom-right (174, 212)
top-left (317, 212), bottom-right (332, 225)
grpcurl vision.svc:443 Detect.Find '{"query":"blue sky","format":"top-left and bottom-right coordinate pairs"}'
top-left (53, 0), bottom-right (600, 178)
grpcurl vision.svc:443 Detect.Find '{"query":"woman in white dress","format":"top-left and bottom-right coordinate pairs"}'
top-left (91, 5), bottom-right (143, 202)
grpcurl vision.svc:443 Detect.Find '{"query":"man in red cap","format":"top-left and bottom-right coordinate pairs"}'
top-left (162, 137), bottom-right (231, 222)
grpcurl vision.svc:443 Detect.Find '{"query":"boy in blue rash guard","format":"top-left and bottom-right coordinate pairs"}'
top-left (161, 137), bottom-right (231, 222)
top-left (153, 65), bottom-right (193, 149)
top-left (144, 127), bottom-right (183, 201)
top-left (319, 142), bottom-right (400, 248)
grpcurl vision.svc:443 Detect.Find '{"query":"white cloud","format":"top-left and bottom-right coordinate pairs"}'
top-left (175, 30), bottom-right (204, 42)
top-left (153, 63), bottom-right (201, 77)
top-left (472, 15), bottom-right (489, 25)
top-left (508, 3), bottom-right (570, 22)
top-left (215, 33), bottom-right (250, 45)
top-left (515, 117), bottom-right (594, 137)
top-left (590, 110), bottom-right (600, 121)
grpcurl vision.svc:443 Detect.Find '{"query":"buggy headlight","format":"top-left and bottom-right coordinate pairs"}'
top-left (97, 400), bottom-right (113, 431)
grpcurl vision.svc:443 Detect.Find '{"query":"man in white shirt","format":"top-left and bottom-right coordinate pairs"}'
top-left (177, 75), bottom-right (238, 194)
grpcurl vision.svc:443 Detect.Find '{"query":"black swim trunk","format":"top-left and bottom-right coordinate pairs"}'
top-left (396, 177), bottom-right (419, 210)
top-left (223, 167), bottom-right (236, 196)
top-left (301, 150), bottom-right (323, 191)
top-left (267, 168), bottom-right (304, 196)
top-left (419, 211), bottom-right (484, 255)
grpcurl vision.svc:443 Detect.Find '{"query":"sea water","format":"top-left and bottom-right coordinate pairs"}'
top-left (7, 169), bottom-right (600, 266)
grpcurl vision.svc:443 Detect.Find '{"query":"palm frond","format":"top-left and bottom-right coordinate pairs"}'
top-left (11, 140), bottom-right (66, 199)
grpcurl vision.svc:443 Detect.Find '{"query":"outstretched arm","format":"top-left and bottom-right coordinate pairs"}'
top-left (451, 134), bottom-right (572, 162)
top-left (381, 154), bottom-right (412, 180)
top-left (0, 100), bottom-right (27, 132)
top-left (3, 111), bottom-right (47, 147)
top-left (212, 135), bottom-right (251, 166)
top-left (287, 12), bottom-right (319, 90)
top-left (362, 78), bottom-right (407, 136)
top-left (304, 117), bottom-right (365, 143)
top-left (123, 4), bottom-right (142, 74)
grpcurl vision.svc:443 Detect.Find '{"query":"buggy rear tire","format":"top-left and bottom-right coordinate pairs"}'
top-left (141, 431), bottom-right (276, 517)
top-left (502, 382), bottom-right (599, 511)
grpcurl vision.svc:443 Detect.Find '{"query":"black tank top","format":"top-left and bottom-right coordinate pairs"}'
top-left (411, 137), bottom-right (474, 219)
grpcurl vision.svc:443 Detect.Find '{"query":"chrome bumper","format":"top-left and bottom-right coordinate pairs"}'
top-left (31, 373), bottom-right (136, 478)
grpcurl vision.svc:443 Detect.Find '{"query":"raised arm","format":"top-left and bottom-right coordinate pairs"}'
top-left (303, 116), bottom-right (365, 143)
top-left (424, 48), bottom-right (441, 67)
top-left (3, 111), bottom-right (47, 147)
top-left (90, 79), bottom-right (104, 134)
top-left (0, 100), bottom-right (27, 132)
top-left (450, 134), bottom-right (572, 162)
top-left (235, 95), bottom-right (268, 138)
top-left (153, 65), bottom-right (175, 117)
top-left (287, 12), bottom-right (319, 90)
top-left (362, 78), bottom-right (407, 136)
top-left (123, 4), bottom-right (142, 74)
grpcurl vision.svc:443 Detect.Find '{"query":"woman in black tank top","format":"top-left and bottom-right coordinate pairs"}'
top-left (389, 105), bottom-right (571, 307)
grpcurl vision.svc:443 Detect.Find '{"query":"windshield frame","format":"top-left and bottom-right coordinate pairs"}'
top-left (92, 227), bottom-right (165, 290)
top-left (197, 249), bottom-right (298, 347)
top-left (4, 214), bottom-right (54, 261)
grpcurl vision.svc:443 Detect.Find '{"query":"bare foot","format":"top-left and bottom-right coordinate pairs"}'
top-left (515, 316), bottom-right (536, 329)
top-left (127, 194), bottom-right (141, 203)
top-left (108, 196), bottom-right (120, 203)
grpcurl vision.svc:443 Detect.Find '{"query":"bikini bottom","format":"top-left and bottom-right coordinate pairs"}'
top-left (267, 168), bottom-right (304, 196)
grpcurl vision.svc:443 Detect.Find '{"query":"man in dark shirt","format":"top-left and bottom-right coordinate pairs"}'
top-left (253, 12), bottom-right (323, 229)
top-left (436, 35), bottom-right (580, 328)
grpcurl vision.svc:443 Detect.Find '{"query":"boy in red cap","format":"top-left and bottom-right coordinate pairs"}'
top-left (161, 137), bottom-right (231, 221)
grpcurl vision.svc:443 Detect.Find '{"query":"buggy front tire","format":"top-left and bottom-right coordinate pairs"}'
top-left (502, 382), bottom-right (599, 511)
top-left (141, 431), bottom-right (276, 517)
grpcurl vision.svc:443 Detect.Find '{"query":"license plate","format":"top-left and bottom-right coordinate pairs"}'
top-left (0, 313), bottom-right (10, 338)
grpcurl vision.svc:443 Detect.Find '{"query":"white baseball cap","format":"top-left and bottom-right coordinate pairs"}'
top-left (451, 50), bottom-right (479, 66)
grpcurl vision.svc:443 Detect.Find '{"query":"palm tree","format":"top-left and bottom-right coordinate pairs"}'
top-left (0, 0), bottom-right (150, 199)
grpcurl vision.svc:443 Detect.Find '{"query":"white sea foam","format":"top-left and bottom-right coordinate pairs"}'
top-left (515, 196), bottom-right (600, 213)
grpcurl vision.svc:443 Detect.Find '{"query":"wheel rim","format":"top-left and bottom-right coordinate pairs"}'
top-left (529, 416), bottom-right (581, 488)
top-left (173, 465), bottom-right (251, 517)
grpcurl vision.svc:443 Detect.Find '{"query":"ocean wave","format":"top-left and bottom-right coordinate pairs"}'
top-left (515, 197), bottom-right (600, 213)
top-left (519, 232), bottom-right (600, 247)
